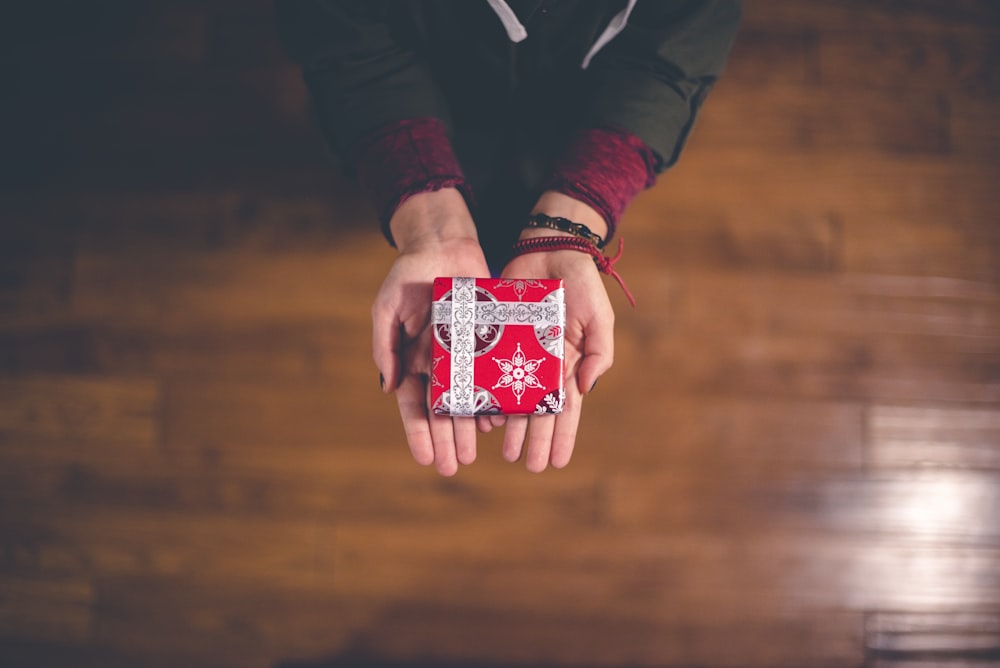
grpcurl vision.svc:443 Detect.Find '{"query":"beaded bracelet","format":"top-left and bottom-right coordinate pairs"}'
top-left (525, 213), bottom-right (607, 250)
top-left (511, 235), bottom-right (635, 307)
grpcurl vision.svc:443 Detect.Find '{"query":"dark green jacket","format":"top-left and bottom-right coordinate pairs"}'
top-left (276, 0), bottom-right (741, 173)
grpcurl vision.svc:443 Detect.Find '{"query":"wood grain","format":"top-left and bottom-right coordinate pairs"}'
top-left (0, 376), bottom-right (159, 446)
top-left (0, 577), bottom-right (93, 643)
top-left (867, 404), bottom-right (1000, 469)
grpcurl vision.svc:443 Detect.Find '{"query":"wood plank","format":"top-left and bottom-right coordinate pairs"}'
top-left (815, 32), bottom-right (1000, 96)
top-left (98, 320), bottom-right (368, 381)
top-left (317, 604), bottom-right (862, 668)
top-left (618, 271), bottom-right (1000, 340)
top-left (866, 611), bottom-right (1000, 653)
top-left (576, 396), bottom-right (864, 471)
top-left (868, 659), bottom-right (1000, 668)
top-left (0, 250), bottom-right (73, 322)
top-left (842, 219), bottom-right (1000, 284)
top-left (644, 151), bottom-right (998, 225)
top-left (165, 375), bottom-right (866, 469)
top-left (91, 577), bottom-right (380, 668)
top-left (697, 83), bottom-right (949, 155)
top-left (607, 272), bottom-right (1000, 403)
top-left (622, 197), bottom-right (843, 273)
top-left (0, 640), bottom-right (182, 668)
top-left (0, 319), bottom-right (374, 382)
top-left (162, 377), bottom-right (397, 447)
top-left (0, 509), bottom-right (327, 589)
top-left (725, 28), bottom-right (818, 86)
top-left (0, 376), bottom-right (159, 446)
top-left (72, 190), bottom-right (372, 254)
top-left (742, 1), bottom-right (1000, 33)
top-left (332, 524), bottom-right (1000, 613)
top-left (868, 405), bottom-right (1000, 469)
top-left (0, 325), bottom-right (101, 375)
top-left (72, 244), bottom-right (388, 326)
top-left (604, 469), bottom-right (1000, 544)
top-left (0, 443), bottom-right (601, 527)
top-left (951, 96), bottom-right (1000, 161)
top-left (629, 153), bottom-right (1000, 283)
top-left (0, 576), bottom-right (93, 643)
top-left (618, 330), bottom-right (1000, 403)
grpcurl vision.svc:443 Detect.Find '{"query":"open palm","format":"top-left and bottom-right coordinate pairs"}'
top-left (497, 248), bottom-right (615, 471)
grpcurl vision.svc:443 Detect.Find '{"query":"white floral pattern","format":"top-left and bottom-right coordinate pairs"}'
top-left (497, 278), bottom-right (545, 300)
top-left (491, 342), bottom-right (544, 405)
top-left (431, 356), bottom-right (445, 388)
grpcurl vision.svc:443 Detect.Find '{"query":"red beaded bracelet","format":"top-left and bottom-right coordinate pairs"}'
top-left (511, 236), bottom-right (636, 307)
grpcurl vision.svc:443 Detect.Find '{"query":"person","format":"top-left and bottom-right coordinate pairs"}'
top-left (275, 0), bottom-right (742, 475)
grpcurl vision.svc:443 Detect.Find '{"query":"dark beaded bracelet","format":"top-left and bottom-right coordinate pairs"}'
top-left (525, 213), bottom-right (606, 250)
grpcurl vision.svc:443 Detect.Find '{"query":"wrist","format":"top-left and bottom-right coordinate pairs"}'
top-left (511, 235), bottom-right (636, 307)
top-left (390, 188), bottom-right (479, 253)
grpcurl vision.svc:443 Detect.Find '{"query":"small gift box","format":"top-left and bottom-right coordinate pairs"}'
top-left (430, 277), bottom-right (565, 416)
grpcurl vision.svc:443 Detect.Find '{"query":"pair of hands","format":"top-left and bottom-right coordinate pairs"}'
top-left (371, 188), bottom-right (615, 475)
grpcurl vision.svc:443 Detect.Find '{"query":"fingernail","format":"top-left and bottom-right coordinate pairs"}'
top-left (589, 379), bottom-right (598, 393)
top-left (379, 373), bottom-right (385, 391)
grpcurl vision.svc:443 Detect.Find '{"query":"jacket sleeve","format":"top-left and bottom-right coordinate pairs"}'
top-left (273, 0), bottom-right (452, 166)
top-left (582, 0), bottom-right (742, 171)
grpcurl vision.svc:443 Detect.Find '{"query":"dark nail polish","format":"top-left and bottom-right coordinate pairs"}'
top-left (379, 373), bottom-right (385, 390)
top-left (590, 379), bottom-right (598, 393)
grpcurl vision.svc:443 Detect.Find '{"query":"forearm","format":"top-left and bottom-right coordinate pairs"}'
top-left (389, 188), bottom-right (479, 254)
top-left (537, 126), bottom-right (656, 241)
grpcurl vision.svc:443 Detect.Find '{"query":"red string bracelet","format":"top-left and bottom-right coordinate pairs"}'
top-left (511, 236), bottom-right (637, 307)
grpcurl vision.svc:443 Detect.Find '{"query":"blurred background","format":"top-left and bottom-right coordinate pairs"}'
top-left (1, 1), bottom-right (998, 666)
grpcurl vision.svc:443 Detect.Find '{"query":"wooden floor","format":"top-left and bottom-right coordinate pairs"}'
top-left (1, 1), bottom-right (999, 666)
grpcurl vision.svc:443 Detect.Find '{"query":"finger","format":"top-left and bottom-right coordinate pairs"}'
top-left (550, 384), bottom-right (583, 469)
top-left (372, 302), bottom-right (402, 393)
top-left (490, 414), bottom-right (507, 428)
top-left (428, 414), bottom-right (459, 476)
top-left (524, 414), bottom-right (556, 473)
top-left (395, 374), bottom-right (434, 467)
top-left (502, 415), bottom-right (529, 463)
top-left (454, 417), bottom-right (478, 465)
top-left (577, 310), bottom-right (615, 395)
top-left (426, 384), bottom-right (459, 476)
top-left (477, 416), bottom-right (494, 433)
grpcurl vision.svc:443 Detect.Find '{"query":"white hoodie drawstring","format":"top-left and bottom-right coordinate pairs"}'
top-left (486, 0), bottom-right (638, 69)
top-left (581, 0), bottom-right (638, 68)
top-left (486, 0), bottom-right (528, 42)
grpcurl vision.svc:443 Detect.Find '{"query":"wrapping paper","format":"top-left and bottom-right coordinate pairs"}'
top-left (430, 277), bottom-right (565, 416)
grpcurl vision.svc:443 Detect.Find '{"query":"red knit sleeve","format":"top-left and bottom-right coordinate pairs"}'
top-left (352, 117), bottom-right (474, 246)
top-left (540, 127), bottom-right (660, 241)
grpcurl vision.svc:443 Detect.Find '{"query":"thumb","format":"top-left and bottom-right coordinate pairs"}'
top-left (576, 312), bottom-right (614, 395)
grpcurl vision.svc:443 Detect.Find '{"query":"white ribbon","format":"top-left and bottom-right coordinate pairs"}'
top-left (448, 277), bottom-right (477, 416)
top-left (432, 300), bottom-right (564, 328)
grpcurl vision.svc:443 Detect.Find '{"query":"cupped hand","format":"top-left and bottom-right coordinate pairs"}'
top-left (498, 238), bottom-right (615, 472)
top-left (371, 189), bottom-right (490, 476)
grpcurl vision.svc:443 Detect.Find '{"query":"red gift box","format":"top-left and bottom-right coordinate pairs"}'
top-left (430, 277), bottom-right (565, 416)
